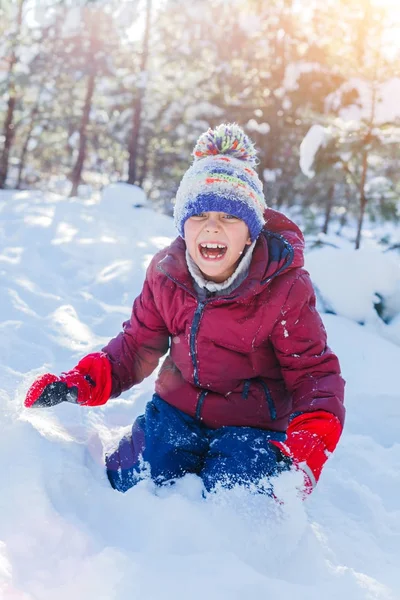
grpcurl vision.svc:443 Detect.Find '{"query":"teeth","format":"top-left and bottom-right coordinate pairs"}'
top-left (200, 243), bottom-right (226, 249)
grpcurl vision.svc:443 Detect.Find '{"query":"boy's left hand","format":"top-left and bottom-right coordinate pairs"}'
top-left (270, 410), bottom-right (342, 495)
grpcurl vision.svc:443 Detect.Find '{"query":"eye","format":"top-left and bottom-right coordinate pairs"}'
top-left (190, 213), bottom-right (206, 219)
top-left (223, 214), bottom-right (240, 220)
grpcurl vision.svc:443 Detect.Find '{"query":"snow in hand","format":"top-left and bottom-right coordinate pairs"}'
top-left (0, 186), bottom-right (399, 600)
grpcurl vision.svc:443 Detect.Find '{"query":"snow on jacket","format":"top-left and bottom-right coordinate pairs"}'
top-left (103, 208), bottom-right (345, 431)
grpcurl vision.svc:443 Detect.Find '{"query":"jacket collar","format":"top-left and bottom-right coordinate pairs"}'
top-left (156, 208), bottom-right (305, 301)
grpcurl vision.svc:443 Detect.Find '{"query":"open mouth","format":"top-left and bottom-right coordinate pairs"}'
top-left (199, 242), bottom-right (227, 260)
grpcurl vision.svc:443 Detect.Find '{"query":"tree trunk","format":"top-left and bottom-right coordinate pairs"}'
top-left (0, 96), bottom-right (17, 188)
top-left (0, 0), bottom-right (25, 188)
top-left (322, 183), bottom-right (335, 234)
top-left (354, 76), bottom-right (377, 249)
top-left (355, 150), bottom-right (368, 249)
top-left (127, 0), bottom-right (152, 185)
top-left (70, 70), bottom-right (96, 197)
top-left (275, 186), bottom-right (284, 210)
top-left (16, 87), bottom-right (43, 189)
top-left (337, 184), bottom-right (351, 234)
top-left (137, 131), bottom-right (150, 188)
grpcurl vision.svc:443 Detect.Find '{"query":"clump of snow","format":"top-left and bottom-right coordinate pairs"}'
top-left (306, 246), bottom-right (400, 325)
top-left (77, 184), bottom-right (93, 199)
top-left (306, 232), bottom-right (355, 251)
top-left (263, 168), bottom-right (282, 183)
top-left (326, 77), bottom-right (400, 125)
top-left (101, 182), bottom-right (148, 208)
top-left (365, 176), bottom-right (393, 198)
top-left (299, 125), bottom-right (330, 178)
top-left (385, 313), bottom-right (400, 345)
top-left (246, 119), bottom-right (271, 135)
top-left (283, 62), bottom-right (321, 91)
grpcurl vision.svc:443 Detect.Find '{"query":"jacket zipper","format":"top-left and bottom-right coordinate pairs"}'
top-left (190, 301), bottom-right (211, 420)
top-left (157, 266), bottom-right (207, 387)
top-left (190, 301), bottom-right (205, 386)
top-left (195, 390), bottom-right (208, 420)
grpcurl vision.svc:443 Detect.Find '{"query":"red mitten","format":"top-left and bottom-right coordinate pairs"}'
top-left (271, 411), bottom-right (342, 495)
top-left (25, 352), bottom-right (112, 408)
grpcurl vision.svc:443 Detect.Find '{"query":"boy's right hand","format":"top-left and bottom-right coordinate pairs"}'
top-left (24, 352), bottom-right (113, 408)
top-left (24, 371), bottom-right (94, 408)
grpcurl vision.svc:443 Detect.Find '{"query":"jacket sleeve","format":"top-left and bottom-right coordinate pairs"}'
top-left (102, 268), bottom-right (170, 398)
top-left (270, 272), bottom-right (345, 425)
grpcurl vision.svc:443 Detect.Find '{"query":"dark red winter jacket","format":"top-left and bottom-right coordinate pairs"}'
top-left (103, 208), bottom-right (345, 431)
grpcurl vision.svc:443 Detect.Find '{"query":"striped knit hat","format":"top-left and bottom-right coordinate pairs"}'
top-left (174, 123), bottom-right (267, 242)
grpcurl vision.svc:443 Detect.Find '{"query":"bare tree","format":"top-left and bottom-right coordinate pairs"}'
top-left (70, 67), bottom-right (96, 196)
top-left (69, 6), bottom-right (114, 196)
top-left (127, 0), bottom-right (152, 185)
top-left (16, 84), bottom-right (44, 188)
top-left (0, 0), bottom-right (26, 188)
top-left (322, 183), bottom-right (335, 235)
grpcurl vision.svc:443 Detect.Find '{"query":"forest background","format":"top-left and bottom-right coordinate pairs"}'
top-left (1, 0), bottom-right (400, 249)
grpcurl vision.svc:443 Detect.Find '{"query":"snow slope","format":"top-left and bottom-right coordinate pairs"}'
top-left (0, 188), bottom-right (399, 600)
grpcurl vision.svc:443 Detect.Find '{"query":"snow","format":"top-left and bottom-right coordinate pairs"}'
top-left (283, 61), bottom-right (321, 92)
top-left (365, 176), bottom-right (393, 196)
top-left (263, 168), bottom-right (281, 182)
top-left (101, 182), bottom-right (148, 208)
top-left (299, 125), bottom-right (330, 178)
top-left (305, 246), bottom-right (400, 326)
top-left (0, 188), bottom-right (400, 599)
top-left (246, 119), bottom-right (271, 135)
top-left (326, 77), bottom-right (400, 125)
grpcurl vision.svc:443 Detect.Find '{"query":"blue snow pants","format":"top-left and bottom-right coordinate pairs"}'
top-left (105, 394), bottom-right (289, 494)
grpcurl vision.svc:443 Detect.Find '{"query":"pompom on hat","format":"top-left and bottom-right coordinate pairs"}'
top-left (173, 123), bottom-right (267, 242)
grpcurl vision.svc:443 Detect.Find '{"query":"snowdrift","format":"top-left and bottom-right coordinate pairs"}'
top-left (0, 187), bottom-right (399, 600)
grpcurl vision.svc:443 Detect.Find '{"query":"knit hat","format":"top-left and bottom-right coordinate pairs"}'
top-left (173, 123), bottom-right (267, 242)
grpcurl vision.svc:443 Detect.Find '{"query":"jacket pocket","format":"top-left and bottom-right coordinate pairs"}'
top-left (242, 377), bottom-right (277, 421)
top-left (257, 379), bottom-right (277, 420)
top-left (241, 378), bottom-right (277, 420)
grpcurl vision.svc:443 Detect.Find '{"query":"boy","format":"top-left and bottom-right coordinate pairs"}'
top-left (25, 124), bottom-right (345, 496)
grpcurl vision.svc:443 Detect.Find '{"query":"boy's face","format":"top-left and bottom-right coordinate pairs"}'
top-left (184, 211), bottom-right (252, 283)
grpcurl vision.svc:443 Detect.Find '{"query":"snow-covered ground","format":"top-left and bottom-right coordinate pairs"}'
top-left (0, 187), bottom-right (399, 600)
